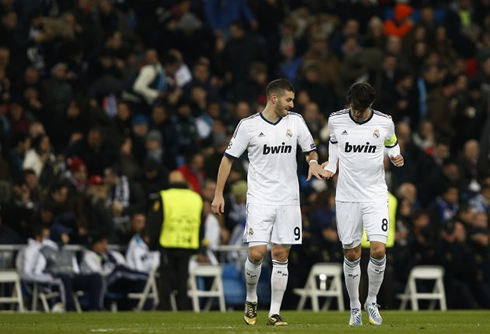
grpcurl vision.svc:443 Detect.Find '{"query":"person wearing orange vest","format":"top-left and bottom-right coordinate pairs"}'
top-left (383, 3), bottom-right (414, 38)
top-left (147, 170), bottom-right (203, 310)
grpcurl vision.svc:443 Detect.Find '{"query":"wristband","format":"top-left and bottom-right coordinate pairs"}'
top-left (308, 159), bottom-right (318, 165)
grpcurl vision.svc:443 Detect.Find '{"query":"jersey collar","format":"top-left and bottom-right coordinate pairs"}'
top-left (260, 111), bottom-right (283, 125)
top-left (349, 108), bottom-right (374, 125)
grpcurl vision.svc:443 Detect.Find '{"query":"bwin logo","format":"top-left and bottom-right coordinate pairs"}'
top-left (345, 142), bottom-right (376, 153)
top-left (263, 143), bottom-right (292, 155)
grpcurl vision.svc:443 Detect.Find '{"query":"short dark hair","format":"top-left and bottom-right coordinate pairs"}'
top-left (49, 181), bottom-right (68, 195)
top-left (266, 78), bottom-right (295, 98)
top-left (30, 223), bottom-right (47, 239)
top-left (161, 53), bottom-right (179, 66)
top-left (347, 82), bottom-right (376, 111)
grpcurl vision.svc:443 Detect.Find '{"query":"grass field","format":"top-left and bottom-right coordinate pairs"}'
top-left (1, 311), bottom-right (489, 334)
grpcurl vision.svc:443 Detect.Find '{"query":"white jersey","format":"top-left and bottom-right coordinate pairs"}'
top-left (80, 249), bottom-right (126, 277)
top-left (328, 109), bottom-right (396, 202)
top-left (226, 112), bottom-right (316, 206)
top-left (125, 234), bottom-right (160, 273)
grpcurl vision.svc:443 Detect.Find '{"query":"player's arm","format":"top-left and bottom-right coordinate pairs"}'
top-left (385, 130), bottom-right (404, 167)
top-left (211, 155), bottom-right (234, 215)
top-left (213, 120), bottom-right (249, 214)
top-left (295, 114), bottom-right (328, 181)
top-left (323, 140), bottom-right (339, 178)
top-left (322, 118), bottom-right (338, 178)
top-left (305, 151), bottom-right (327, 181)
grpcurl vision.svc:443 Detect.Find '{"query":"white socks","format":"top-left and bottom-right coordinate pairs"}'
top-left (269, 260), bottom-right (288, 316)
top-left (343, 257), bottom-right (361, 309)
top-left (366, 256), bottom-right (386, 305)
top-left (245, 257), bottom-right (262, 303)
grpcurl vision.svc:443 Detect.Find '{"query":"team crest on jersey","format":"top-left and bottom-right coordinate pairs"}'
top-left (286, 129), bottom-right (292, 137)
top-left (373, 129), bottom-right (380, 138)
top-left (248, 228), bottom-right (254, 235)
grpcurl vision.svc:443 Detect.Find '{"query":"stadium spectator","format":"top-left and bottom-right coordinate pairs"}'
top-left (145, 130), bottom-right (164, 167)
top-left (139, 157), bottom-right (168, 207)
top-left (383, 3), bottom-right (414, 38)
top-left (468, 177), bottom-right (490, 214)
top-left (149, 103), bottom-right (179, 170)
top-left (177, 152), bottom-right (205, 195)
top-left (127, 51), bottom-right (180, 110)
top-left (116, 136), bottom-right (142, 182)
top-left (125, 227), bottom-right (160, 274)
top-left (103, 165), bottom-right (146, 230)
top-left (6, 132), bottom-right (31, 178)
top-left (68, 126), bottom-right (118, 176)
top-left (34, 229), bottom-right (104, 311)
top-left (115, 212), bottom-right (146, 246)
top-left (204, 0), bottom-right (257, 41)
top-left (80, 235), bottom-right (147, 309)
top-left (83, 175), bottom-right (114, 243)
top-left (22, 134), bottom-right (55, 184)
top-left (224, 180), bottom-right (247, 234)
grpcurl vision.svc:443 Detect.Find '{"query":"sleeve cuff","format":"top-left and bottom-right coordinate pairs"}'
top-left (224, 153), bottom-right (237, 160)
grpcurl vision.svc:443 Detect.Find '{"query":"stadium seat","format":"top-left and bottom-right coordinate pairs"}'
top-left (293, 263), bottom-right (344, 311)
top-left (0, 270), bottom-right (25, 312)
top-left (397, 265), bottom-right (447, 311)
top-left (127, 268), bottom-right (159, 311)
top-left (188, 264), bottom-right (226, 312)
top-left (221, 263), bottom-right (245, 306)
top-left (30, 281), bottom-right (83, 313)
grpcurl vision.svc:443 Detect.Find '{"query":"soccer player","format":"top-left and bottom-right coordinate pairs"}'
top-left (323, 82), bottom-right (404, 326)
top-left (211, 79), bottom-right (327, 326)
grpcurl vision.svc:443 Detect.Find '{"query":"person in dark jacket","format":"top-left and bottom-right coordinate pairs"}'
top-left (147, 170), bottom-right (204, 311)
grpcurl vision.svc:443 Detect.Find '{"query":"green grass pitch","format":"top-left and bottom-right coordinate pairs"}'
top-left (1, 311), bottom-right (489, 334)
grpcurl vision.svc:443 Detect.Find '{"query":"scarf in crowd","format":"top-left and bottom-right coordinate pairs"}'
top-left (107, 175), bottom-right (130, 225)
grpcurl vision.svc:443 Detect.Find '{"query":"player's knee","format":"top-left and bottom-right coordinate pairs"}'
top-left (344, 248), bottom-right (361, 261)
top-left (248, 249), bottom-right (266, 263)
top-left (271, 248), bottom-right (290, 262)
top-left (370, 246), bottom-right (386, 259)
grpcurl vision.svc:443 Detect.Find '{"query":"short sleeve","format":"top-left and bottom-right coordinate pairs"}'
top-left (225, 120), bottom-right (250, 159)
top-left (384, 119), bottom-right (397, 147)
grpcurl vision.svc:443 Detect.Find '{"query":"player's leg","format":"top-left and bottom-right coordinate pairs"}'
top-left (362, 199), bottom-right (389, 325)
top-left (344, 245), bottom-right (363, 325)
top-left (266, 205), bottom-right (302, 326)
top-left (336, 201), bottom-right (364, 325)
top-left (246, 243), bottom-right (267, 304)
top-left (268, 243), bottom-right (290, 326)
top-left (242, 204), bottom-right (275, 325)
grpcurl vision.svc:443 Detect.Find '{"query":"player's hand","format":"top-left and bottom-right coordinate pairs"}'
top-left (321, 161), bottom-right (335, 179)
top-left (211, 194), bottom-right (225, 216)
top-left (390, 154), bottom-right (404, 167)
top-left (307, 161), bottom-right (329, 181)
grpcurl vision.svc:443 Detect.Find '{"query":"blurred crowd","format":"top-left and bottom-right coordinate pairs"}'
top-left (0, 0), bottom-right (489, 310)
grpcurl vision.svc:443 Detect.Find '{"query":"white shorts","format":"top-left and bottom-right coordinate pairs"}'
top-left (243, 203), bottom-right (302, 245)
top-left (336, 199), bottom-right (389, 249)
